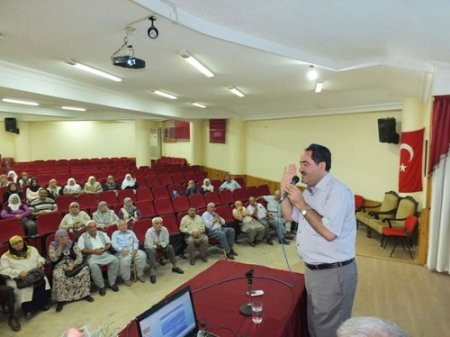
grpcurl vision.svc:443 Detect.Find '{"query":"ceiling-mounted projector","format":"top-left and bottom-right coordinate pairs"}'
top-left (111, 27), bottom-right (146, 69)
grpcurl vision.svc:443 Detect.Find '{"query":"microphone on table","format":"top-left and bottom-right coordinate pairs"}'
top-left (240, 269), bottom-right (255, 316)
top-left (281, 175), bottom-right (300, 201)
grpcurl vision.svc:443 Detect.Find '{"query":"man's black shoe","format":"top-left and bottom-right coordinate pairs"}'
top-left (110, 285), bottom-right (119, 292)
top-left (150, 274), bottom-right (157, 284)
top-left (226, 253), bottom-right (235, 260)
top-left (230, 249), bottom-right (239, 256)
top-left (172, 267), bottom-right (184, 274)
top-left (99, 288), bottom-right (106, 296)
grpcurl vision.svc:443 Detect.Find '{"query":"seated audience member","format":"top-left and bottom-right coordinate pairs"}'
top-left (93, 201), bottom-right (119, 229)
top-left (63, 178), bottom-right (83, 196)
top-left (77, 221), bottom-right (120, 296)
top-left (232, 200), bottom-right (265, 247)
top-left (171, 189), bottom-right (181, 198)
top-left (247, 196), bottom-right (288, 245)
top-left (111, 220), bottom-right (147, 286)
top-left (83, 176), bottom-right (103, 194)
top-left (1, 194), bottom-right (37, 235)
top-left (102, 175), bottom-right (120, 191)
top-left (18, 172), bottom-right (29, 188)
top-left (179, 207), bottom-right (209, 265)
top-left (0, 285), bottom-right (21, 331)
top-left (218, 174), bottom-right (242, 191)
top-left (0, 174), bottom-right (9, 188)
top-left (59, 202), bottom-right (91, 234)
top-left (144, 217), bottom-right (184, 284)
top-left (0, 236), bottom-right (50, 319)
top-left (185, 180), bottom-right (201, 196)
top-left (119, 197), bottom-right (140, 224)
top-left (7, 170), bottom-right (18, 184)
top-left (30, 188), bottom-right (58, 218)
top-left (3, 182), bottom-right (24, 203)
top-left (201, 178), bottom-right (214, 193)
top-left (336, 316), bottom-right (410, 337)
top-left (202, 203), bottom-right (238, 260)
top-left (25, 178), bottom-right (41, 202)
top-left (48, 229), bottom-right (94, 312)
top-left (46, 179), bottom-right (63, 199)
top-left (121, 173), bottom-right (138, 190)
top-left (262, 190), bottom-right (295, 239)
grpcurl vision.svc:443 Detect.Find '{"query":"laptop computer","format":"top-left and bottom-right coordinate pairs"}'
top-left (136, 286), bottom-right (200, 337)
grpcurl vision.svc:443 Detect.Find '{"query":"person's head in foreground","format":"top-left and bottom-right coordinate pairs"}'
top-left (336, 317), bottom-right (409, 337)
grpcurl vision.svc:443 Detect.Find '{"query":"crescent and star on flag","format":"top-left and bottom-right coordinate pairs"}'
top-left (400, 143), bottom-right (414, 172)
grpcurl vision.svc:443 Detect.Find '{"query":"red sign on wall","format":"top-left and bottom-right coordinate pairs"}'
top-left (209, 119), bottom-right (226, 144)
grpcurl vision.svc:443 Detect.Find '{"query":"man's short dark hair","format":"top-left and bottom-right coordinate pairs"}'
top-left (305, 144), bottom-right (332, 171)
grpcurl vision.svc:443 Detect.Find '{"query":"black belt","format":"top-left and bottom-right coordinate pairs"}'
top-left (305, 258), bottom-right (354, 270)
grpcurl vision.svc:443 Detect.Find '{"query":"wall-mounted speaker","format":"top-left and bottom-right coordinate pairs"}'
top-left (377, 118), bottom-right (399, 144)
top-left (4, 117), bottom-right (19, 134)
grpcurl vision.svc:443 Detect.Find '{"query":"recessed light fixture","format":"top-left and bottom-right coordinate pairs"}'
top-left (68, 61), bottom-right (122, 82)
top-left (307, 65), bottom-right (318, 81)
top-left (192, 102), bottom-right (206, 109)
top-left (229, 87), bottom-right (244, 97)
top-left (181, 53), bottom-right (214, 78)
top-left (62, 106), bottom-right (86, 112)
top-left (314, 81), bottom-right (324, 93)
top-left (2, 98), bottom-right (39, 106)
top-left (153, 90), bottom-right (177, 100)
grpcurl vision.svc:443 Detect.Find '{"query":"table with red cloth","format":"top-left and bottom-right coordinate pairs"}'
top-left (119, 260), bottom-right (307, 337)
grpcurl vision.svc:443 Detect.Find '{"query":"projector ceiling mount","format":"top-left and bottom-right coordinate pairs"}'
top-left (147, 16), bottom-right (159, 39)
top-left (111, 26), bottom-right (145, 69)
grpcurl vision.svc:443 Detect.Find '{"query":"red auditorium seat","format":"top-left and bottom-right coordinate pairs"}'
top-left (55, 195), bottom-right (77, 214)
top-left (232, 188), bottom-right (249, 203)
top-left (98, 190), bottom-right (120, 208)
top-left (78, 193), bottom-right (98, 214)
top-left (188, 194), bottom-right (206, 210)
top-left (172, 195), bottom-right (190, 214)
top-left (154, 198), bottom-right (175, 216)
top-left (158, 174), bottom-right (173, 186)
top-left (203, 191), bottom-right (222, 206)
top-left (117, 189), bottom-right (136, 202)
top-left (136, 200), bottom-right (157, 219)
top-left (152, 185), bottom-right (170, 200)
top-left (218, 190), bottom-right (234, 205)
top-left (133, 219), bottom-right (152, 245)
top-left (136, 187), bottom-right (154, 202)
top-left (257, 184), bottom-right (271, 197)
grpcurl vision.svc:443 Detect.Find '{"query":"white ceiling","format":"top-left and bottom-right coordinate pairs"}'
top-left (0, 0), bottom-right (444, 122)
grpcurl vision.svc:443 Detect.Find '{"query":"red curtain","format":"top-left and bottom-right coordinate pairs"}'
top-left (429, 96), bottom-right (450, 173)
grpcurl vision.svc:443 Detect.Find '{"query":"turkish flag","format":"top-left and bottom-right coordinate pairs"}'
top-left (399, 129), bottom-right (424, 192)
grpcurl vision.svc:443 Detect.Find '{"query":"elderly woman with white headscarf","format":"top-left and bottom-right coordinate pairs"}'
top-left (1, 194), bottom-right (36, 235)
top-left (121, 173), bottom-right (138, 190)
top-left (59, 202), bottom-right (91, 234)
top-left (63, 178), bottom-right (83, 196)
top-left (7, 170), bottom-right (18, 184)
top-left (201, 178), bottom-right (214, 193)
top-left (83, 176), bottom-right (102, 194)
top-left (93, 201), bottom-right (119, 229)
top-left (119, 197), bottom-right (140, 224)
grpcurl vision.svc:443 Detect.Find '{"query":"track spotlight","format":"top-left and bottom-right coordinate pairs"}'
top-left (147, 16), bottom-right (159, 39)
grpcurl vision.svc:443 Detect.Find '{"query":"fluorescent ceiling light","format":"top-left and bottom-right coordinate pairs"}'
top-left (153, 90), bottom-right (177, 100)
top-left (229, 87), bottom-right (244, 97)
top-left (192, 102), bottom-right (206, 109)
top-left (181, 53), bottom-right (214, 78)
top-left (62, 106), bottom-right (86, 112)
top-left (71, 62), bottom-right (122, 82)
top-left (307, 65), bottom-right (318, 81)
top-left (314, 81), bottom-right (324, 93)
top-left (2, 98), bottom-right (39, 106)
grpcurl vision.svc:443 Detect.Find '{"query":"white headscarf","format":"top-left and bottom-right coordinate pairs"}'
top-left (65, 178), bottom-right (81, 193)
top-left (7, 170), bottom-right (18, 183)
top-left (8, 193), bottom-right (21, 211)
top-left (202, 178), bottom-right (214, 192)
top-left (121, 174), bottom-right (136, 190)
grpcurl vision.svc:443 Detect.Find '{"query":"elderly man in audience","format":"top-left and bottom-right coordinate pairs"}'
top-left (144, 217), bottom-right (184, 284)
top-left (247, 196), bottom-right (289, 245)
top-left (59, 202), bottom-right (91, 234)
top-left (180, 207), bottom-right (209, 265)
top-left (77, 220), bottom-right (120, 296)
top-left (218, 174), bottom-right (242, 191)
top-left (84, 176), bottom-right (103, 194)
top-left (46, 179), bottom-right (63, 199)
top-left (261, 189), bottom-right (295, 239)
top-left (202, 203), bottom-right (238, 260)
top-left (111, 220), bottom-right (146, 286)
top-left (185, 180), bottom-right (201, 196)
top-left (30, 188), bottom-right (58, 218)
top-left (93, 201), bottom-right (119, 229)
top-left (232, 200), bottom-right (265, 247)
top-left (337, 316), bottom-right (409, 337)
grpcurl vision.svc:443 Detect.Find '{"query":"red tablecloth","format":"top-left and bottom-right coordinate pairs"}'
top-left (119, 260), bottom-right (307, 337)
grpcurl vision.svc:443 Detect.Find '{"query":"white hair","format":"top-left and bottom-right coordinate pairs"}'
top-left (152, 217), bottom-right (163, 224)
top-left (337, 317), bottom-right (409, 337)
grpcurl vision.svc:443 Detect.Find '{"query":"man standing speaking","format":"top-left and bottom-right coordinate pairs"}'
top-left (281, 144), bottom-right (357, 337)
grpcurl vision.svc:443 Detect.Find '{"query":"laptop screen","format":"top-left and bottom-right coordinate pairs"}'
top-left (136, 286), bottom-right (198, 337)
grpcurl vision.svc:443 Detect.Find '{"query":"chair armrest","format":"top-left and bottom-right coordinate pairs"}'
top-left (369, 208), bottom-right (396, 219)
top-left (382, 217), bottom-right (407, 228)
top-left (362, 203), bottom-right (381, 210)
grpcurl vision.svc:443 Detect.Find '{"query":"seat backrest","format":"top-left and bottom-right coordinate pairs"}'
top-left (257, 184), bottom-right (271, 197)
top-left (354, 194), bottom-right (365, 211)
top-left (392, 196), bottom-right (418, 226)
top-left (188, 194), bottom-right (206, 209)
top-left (153, 185), bottom-right (170, 200)
top-left (36, 212), bottom-right (63, 235)
top-left (379, 191), bottom-right (400, 218)
top-left (154, 198), bottom-right (175, 215)
top-left (135, 200), bottom-right (156, 219)
top-left (215, 205), bottom-right (235, 224)
top-left (203, 191), bottom-right (221, 206)
top-left (133, 219), bottom-right (152, 244)
top-left (161, 214), bottom-right (179, 234)
top-left (98, 191), bottom-right (119, 206)
top-left (136, 187), bottom-right (153, 202)
top-left (172, 195), bottom-right (190, 213)
top-left (404, 215), bottom-right (418, 235)
top-left (0, 218), bottom-right (26, 243)
top-left (55, 195), bottom-right (76, 213)
top-left (218, 190), bottom-right (234, 205)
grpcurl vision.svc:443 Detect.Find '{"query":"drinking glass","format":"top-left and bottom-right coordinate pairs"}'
top-left (251, 301), bottom-right (263, 324)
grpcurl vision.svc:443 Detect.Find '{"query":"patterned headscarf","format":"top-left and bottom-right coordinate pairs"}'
top-left (7, 235), bottom-right (31, 259)
top-left (52, 229), bottom-right (73, 250)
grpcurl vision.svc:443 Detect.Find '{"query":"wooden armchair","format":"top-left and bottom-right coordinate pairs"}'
top-left (356, 191), bottom-right (400, 234)
top-left (367, 196), bottom-right (418, 245)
